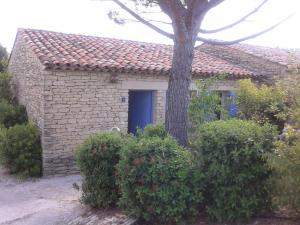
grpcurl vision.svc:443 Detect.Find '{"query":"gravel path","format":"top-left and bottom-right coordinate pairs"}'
top-left (0, 167), bottom-right (83, 225)
top-left (0, 167), bottom-right (135, 225)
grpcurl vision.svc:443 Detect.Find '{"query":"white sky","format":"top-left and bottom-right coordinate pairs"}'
top-left (0, 0), bottom-right (299, 52)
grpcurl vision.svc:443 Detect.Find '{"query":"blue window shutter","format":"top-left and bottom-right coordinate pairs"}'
top-left (228, 91), bottom-right (237, 118)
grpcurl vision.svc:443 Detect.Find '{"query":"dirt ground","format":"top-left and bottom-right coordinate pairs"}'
top-left (0, 167), bottom-right (83, 225)
top-left (0, 167), bottom-right (135, 225)
top-left (0, 167), bottom-right (299, 225)
top-left (193, 217), bottom-right (300, 225)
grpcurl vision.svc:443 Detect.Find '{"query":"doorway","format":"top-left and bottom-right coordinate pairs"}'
top-left (128, 90), bottom-right (154, 134)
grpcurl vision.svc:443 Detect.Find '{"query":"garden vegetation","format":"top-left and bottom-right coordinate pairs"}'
top-left (75, 133), bottom-right (124, 208)
top-left (191, 120), bottom-right (277, 222)
top-left (76, 72), bottom-right (300, 224)
top-left (0, 44), bottom-right (42, 177)
top-left (236, 75), bottom-right (300, 215)
top-left (118, 135), bottom-right (203, 224)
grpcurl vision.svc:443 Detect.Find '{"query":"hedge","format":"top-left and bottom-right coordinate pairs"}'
top-left (191, 119), bottom-right (277, 223)
top-left (76, 132), bottom-right (124, 208)
top-left (118, 136), bottom-right (204, 224)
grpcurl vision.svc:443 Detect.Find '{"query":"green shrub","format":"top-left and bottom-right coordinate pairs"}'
top-left (236, 79), bottom-right (288, 131)
top-left (136, 123), bottom-right (167, 139)
top-left (75, 132), bottom-right (124, 208)
top-left (0, 122), bottom-right (42, 177)
top-left (0, 99), bottom-right (28, 128)
top-left (0, 125), bottom-right (6, 164)
top-left (0, 72), bottom-right (13, 101)
top-left (267, 127), bottom-right (300, 214)
top-left (191, 119), bottom-right (277, 223)
top-left (118, 136), bottom-right (203, 224)
top-left (0, 44), bottom-right (8, 73)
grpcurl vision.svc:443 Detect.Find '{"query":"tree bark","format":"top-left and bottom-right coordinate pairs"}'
top-left (165, 37), bottom-right (195, 146)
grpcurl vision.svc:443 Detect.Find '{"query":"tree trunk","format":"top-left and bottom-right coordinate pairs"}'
top-left (165, 37), bottom-right (195, 146)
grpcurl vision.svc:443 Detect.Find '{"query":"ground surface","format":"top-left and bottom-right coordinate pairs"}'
top-left (0, 167), bottom-right (83, 225)
top-left (193, 218), bottom-right (300, 225)
top-left (0, 167), bottom-right (299, 225)
top-left (0, 167), bottom-right (134, 225)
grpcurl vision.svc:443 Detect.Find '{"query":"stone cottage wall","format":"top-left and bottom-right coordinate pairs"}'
top-left (41, 71), bottom-right (237, 175)
top-left (8, 34), bottom-right (45, 130)
top-left (41, 71), bottom-right (169, 175)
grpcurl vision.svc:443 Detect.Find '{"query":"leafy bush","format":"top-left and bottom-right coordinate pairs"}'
top-left (118, 136), bottom-right (203, 224)
top-left (0, 72), bottom-right (13, 102)
top-left (136, 123), bottom-right (167, 139)
top-left (0, 122), bottom-right (42, 177)
top-left (267, 127), bottom-right (300, 214)
top-left (236, 79), bottom-right (288, 131)
top-left (0, 99), bottom-right (28, 128)
top-left (0, 44), bottom-right (8, 73)
top-left (191, 119), bottom-right (277, 223)
top-left (0, 125), bottom-right (6, 165)
top-left (285, 70), bottom-right (300, 129)
top-left (75, 132), bottom-right (124, 208)
top-left (263, 69), bottom-right (300, 215)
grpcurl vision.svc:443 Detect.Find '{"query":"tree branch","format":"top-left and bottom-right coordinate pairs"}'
top-left (206, 0), bottom-right (225, 10)
top-left (196, 14), bottom-right (294, 45)
top-left (199, 0), bottom-right (268, 34)
top-left (111, 0), bottom-right (173, 39)
top-left (121, 18), bottom-right (171, 25)
top-left (146, 19), bottom-right (171, 25)
top-left (109, 0), bottom-right (292, 47)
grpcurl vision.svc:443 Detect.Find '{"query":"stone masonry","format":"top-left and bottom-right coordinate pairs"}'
top-left (41, 71), bottom-right (168, 175)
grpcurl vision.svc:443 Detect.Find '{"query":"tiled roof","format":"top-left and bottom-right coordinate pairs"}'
top-left (18, 29), bottom-right (253, 78)
top-left (229, 43), bottom-right (300, 67)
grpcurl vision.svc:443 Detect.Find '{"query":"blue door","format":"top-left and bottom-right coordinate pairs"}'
top-left (228, 91), bottom-right (237, 117)
top-left (128, 91), bottom-right (153, 134)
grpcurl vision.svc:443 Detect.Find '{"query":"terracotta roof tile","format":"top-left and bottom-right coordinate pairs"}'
top-left (230, 43), bottom-right (300, 67)
top-left (18, 28), bottom-right (253, 77)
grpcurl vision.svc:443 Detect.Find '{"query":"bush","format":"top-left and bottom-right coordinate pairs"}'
top-left (0, 99), bottom-right (28, 128)
top-left (191, 119), bottom-right (277, 223)
top-left (236, 79), bottom-right (288, 131)
top-left (118, 136), bottom-right (203, 224)
top-left (267, 127), bottom-right (300, 214)
top-left (136, 123), bottom-right (167, 139)
top-left (0, 122), bottom-right (42, 177)
top-left (0, 125), bottom-right (6, 165)
top-left (75, 132), bottom-right (124, 208)
top-left (0, 72), bottom-right (13, 101)
top-left (0, 44), bottom-right (8, 73)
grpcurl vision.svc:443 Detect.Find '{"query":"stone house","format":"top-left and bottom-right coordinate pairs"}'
top-left (8, 28), bottom-right (298, 175)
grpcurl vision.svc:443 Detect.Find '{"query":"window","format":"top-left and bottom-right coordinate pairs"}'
top-left (165, 90), bottom-right (237, 120)
top-left (220, 91), bottom-right (237, 118)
